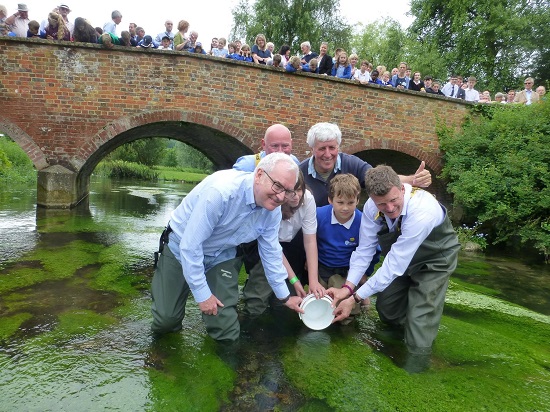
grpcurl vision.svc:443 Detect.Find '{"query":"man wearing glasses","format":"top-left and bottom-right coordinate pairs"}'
top-left (514, 77), bottom-right (540, 105)
top-left (151, 152), bottom-right (303, 341)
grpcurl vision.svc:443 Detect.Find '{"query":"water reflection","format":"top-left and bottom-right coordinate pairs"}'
top-left (0, 186), bottom-right (38, 265)
top-left (454, 252), bottom-right (550, 315)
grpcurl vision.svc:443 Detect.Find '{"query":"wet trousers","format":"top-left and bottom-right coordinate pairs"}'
top-left (151, 245), bottom-right (243, 341)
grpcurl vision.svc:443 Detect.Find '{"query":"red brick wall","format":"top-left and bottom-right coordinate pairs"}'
top-left (0, 37), bottom-right (469, 174)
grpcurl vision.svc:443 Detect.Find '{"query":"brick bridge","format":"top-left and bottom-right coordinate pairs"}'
top-left (0, 37), bottom-right (470, 208)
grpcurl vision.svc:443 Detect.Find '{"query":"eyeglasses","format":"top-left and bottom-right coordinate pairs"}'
top-left (524, 82), bottom-right (533, 84)
top-left (263, 170), bottom-right (296, 199)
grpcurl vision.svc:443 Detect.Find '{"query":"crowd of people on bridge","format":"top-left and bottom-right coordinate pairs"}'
top-left (1, 3), bottom-right (547, 104)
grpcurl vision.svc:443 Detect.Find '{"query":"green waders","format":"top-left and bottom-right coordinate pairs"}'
top-left (242, 260), bottom-right (296, 316)
top-left (151, 240), bottom-right (243, 341)
top-left (376, 210), bottom-right (460, 355)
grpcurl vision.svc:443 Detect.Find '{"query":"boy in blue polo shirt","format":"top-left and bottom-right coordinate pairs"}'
top-left (312, 174), bottom-right (379, 317)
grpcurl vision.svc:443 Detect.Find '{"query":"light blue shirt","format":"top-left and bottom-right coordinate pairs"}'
top-left (306, 154), bottom-right (342, 178)
top-left (233, 151), bottom-right (300, 172)
top-left (103, 21), bottom-right (117, 35)
top-left (167, 169), bottom-right (289, 302)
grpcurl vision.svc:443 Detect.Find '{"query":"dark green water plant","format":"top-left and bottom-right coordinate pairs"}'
top-left (440, 102), bottom-right (550, 260)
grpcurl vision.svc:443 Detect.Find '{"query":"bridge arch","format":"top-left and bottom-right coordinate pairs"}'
top-left (78, 109), bottom-right (255, 175)
top-left (1, 37), bottom-right (470, 208)
top-left (73, 111), bottom-right (257, 208)
top-left (0, 115), bottom-right (49, 170)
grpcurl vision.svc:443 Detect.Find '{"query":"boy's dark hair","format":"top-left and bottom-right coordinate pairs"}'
top-left (328, 174), bottom-right (361, 200)
top-left (28, 20), bottom-right (40, 30)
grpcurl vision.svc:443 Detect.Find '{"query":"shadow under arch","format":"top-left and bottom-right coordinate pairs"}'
top-left (74, 119), bottom-right (255, 205)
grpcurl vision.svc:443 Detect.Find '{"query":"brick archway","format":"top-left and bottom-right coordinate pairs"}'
top-left (1, 37), bottom-right (469, 207)
top-left (0, 116), bottom-right (49, 170)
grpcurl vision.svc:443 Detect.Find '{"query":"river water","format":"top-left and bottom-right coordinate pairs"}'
top-left (0, 178), bottom-right (549, 411)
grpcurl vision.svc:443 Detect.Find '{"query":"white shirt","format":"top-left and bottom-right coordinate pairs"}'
top-left (347, 185), bottom-right (444, 299)
top-left (278, 189), bottom-right (317, 242)
top-left (354, 70), bottom-right (370, 82)
top-left (10, 16), bottom-right (29, 37)
top-left (442, 82), bottom-right (457, 97)
top-left (464, 88), bottom-right (480, 102)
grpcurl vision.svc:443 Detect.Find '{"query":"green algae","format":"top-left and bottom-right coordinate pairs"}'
top-left (90, 243), bottom-right (140, 296)
top-left (146, 332), bottom-right (236, 411)
top-left (280, 283), bottom-right (550, 411)
top-left (446, 285), bottom-right (550, 325)
top-left (453, 259), bottom-right (493, 276)
top-left (448, 277), bottom-right (501, 297)
top-left (0, 312), bottom-right (32, 340)
top-left (0, 238), bottom-right (144, 299)
top-left (37, 213), bottom-right (118, 234)
top-left (26, 309), bottom-right (117, 347)
top-left (0, 240), bottom-right (104, 294)
top-left (282, 307), bottom-right (550, 411)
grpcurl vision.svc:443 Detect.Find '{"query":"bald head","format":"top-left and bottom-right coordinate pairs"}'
top-left (262, 124), bottom-right (292, 155)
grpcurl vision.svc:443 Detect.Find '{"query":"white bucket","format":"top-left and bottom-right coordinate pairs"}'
top-left (299, 294), bottom-right (334, 330)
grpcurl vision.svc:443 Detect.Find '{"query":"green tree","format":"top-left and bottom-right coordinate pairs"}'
top-left (174, 141), bottom-right (213, 172)
top-left (351, 18), bottom-right (447, 80)
top-left (409, 0), bottom-right (550, 92)
top-left (109, 138), bottom-right (166, 166)
top-left (439, 103), bottom-right (550, 259)
top-left (351, 18), bottom-right (407, 69)
top-left (231, 0), bottom-right (352, 54)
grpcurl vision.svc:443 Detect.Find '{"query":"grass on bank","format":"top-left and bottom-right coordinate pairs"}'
top-left (94, 161), bottom-right (208, 183)
top-left (0, 136), bottom-right (36, 185)
top-left (153, 165), bottom-right (208, 183)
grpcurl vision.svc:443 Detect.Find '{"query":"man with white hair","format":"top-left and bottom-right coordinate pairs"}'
top-left (299, 122), bottom-right (432, 207)
top-left (300, 41), bottom-right (318, 64)
top-left (514, 77), bottom-right (540, 105)
top-left (151, 152), bottom-right (304, 341)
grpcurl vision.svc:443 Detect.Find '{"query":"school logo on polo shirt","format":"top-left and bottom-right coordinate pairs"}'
top-left (344, 237), bottom-right (357, 246)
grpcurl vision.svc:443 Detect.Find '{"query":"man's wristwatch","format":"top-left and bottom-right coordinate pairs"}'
top-left (279, 294), bottom-right (290, 303)
top-left (352, 293), bottom-right (362, 304)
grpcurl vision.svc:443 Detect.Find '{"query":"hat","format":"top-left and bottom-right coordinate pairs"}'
top-left (58, 4), bottom-right (71, 11)
top-left (195, 42), bottom-right (202, 47)
top-left (17, 3), bottom-right (29, 11)
top-left (140, 35), bottom-right (153, 47)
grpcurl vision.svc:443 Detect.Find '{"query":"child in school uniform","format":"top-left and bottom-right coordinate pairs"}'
top-left (313, 174), bottom-right (379, 320)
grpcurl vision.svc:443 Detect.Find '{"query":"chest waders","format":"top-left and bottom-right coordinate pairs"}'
top-left (375, 196), bottom-right (460, 355)
top-left (151, 225), bottom-right (244, 341)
